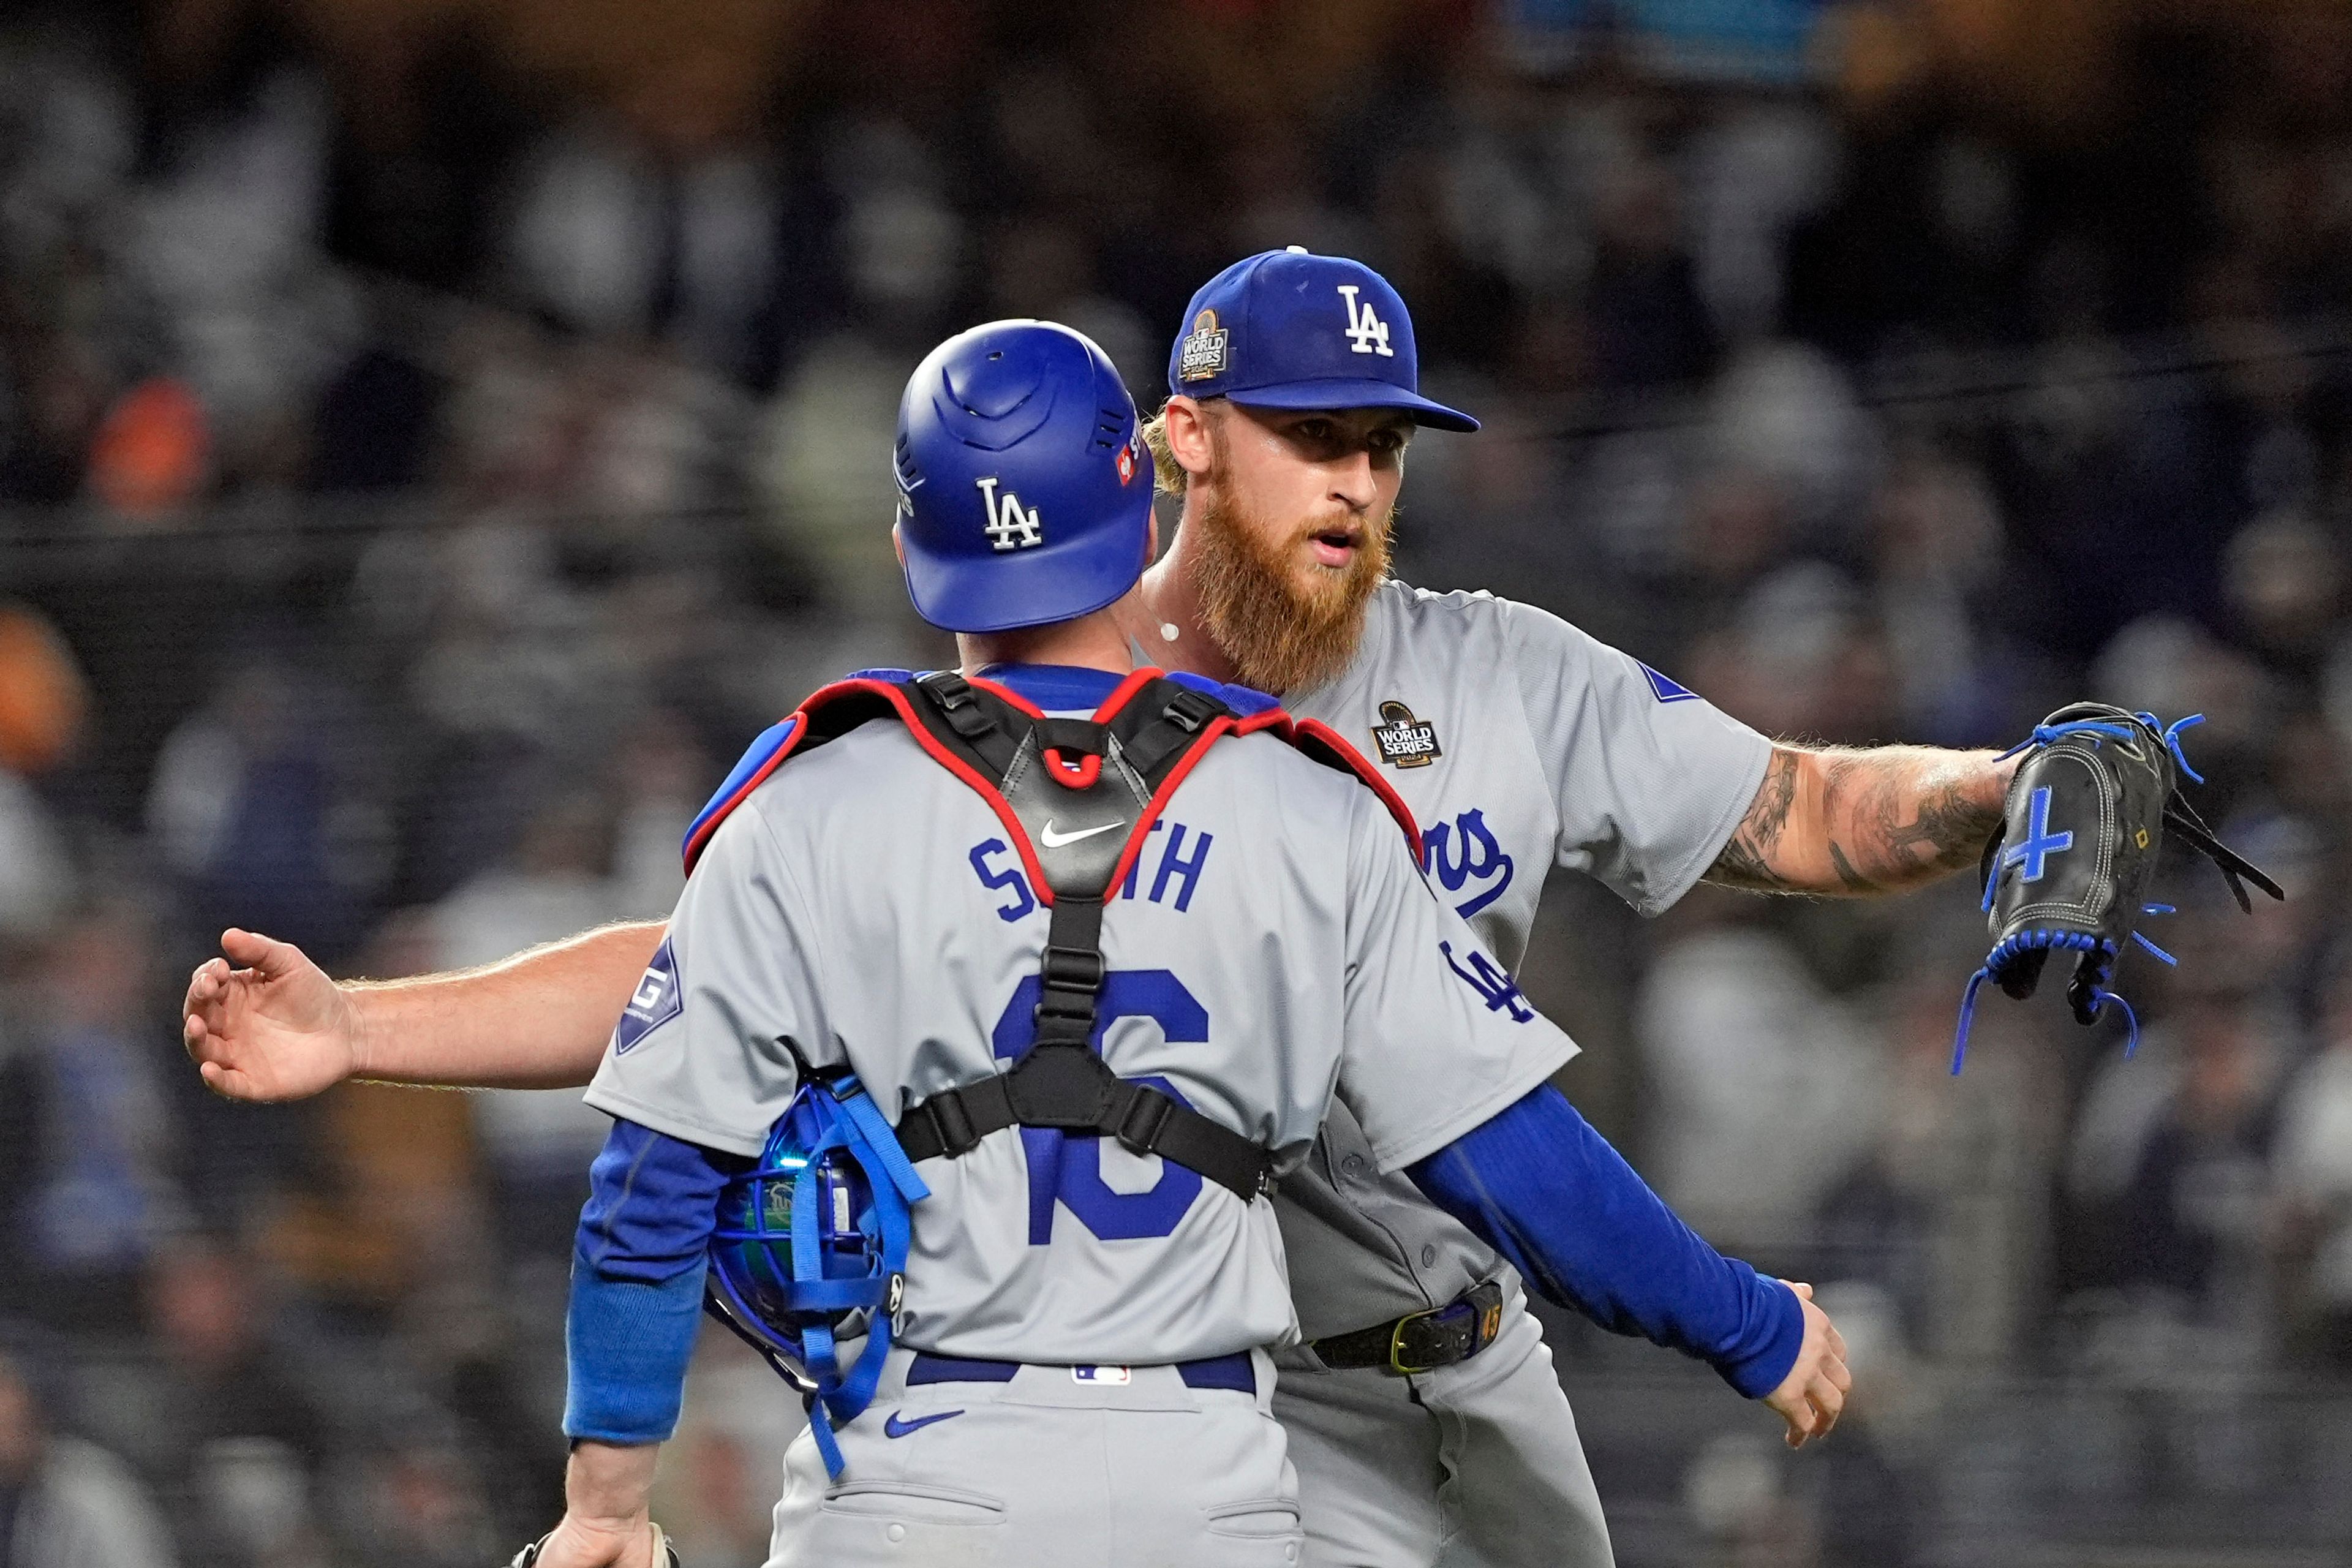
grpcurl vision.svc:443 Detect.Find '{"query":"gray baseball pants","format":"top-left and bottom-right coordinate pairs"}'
top-left (1275, 1278), bottom-right (1615, 1568)
top-left (764, 1346), bottom-right (1300, 1567)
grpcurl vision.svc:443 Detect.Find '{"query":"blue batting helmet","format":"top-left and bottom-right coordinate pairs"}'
top-left (892, 319), bottom-right (1153, 635)
top-left (706, 1073), bottom-right (929, 1479)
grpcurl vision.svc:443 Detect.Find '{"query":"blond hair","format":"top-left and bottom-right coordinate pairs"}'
top-left (1140, 405), bottom-right (1188, 494)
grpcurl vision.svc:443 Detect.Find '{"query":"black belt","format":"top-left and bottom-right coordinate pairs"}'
top-left (1308, 1281), bottom-right (1507, 1375)
top-left (906, 1351), bottom-right (1255, 1395)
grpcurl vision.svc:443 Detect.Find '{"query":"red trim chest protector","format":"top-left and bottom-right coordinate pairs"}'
top-left (685, 668), bottom-right (1423, 1204)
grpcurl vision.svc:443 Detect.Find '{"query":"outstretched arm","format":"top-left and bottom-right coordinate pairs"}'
top-left (184, 921), bottom-right (665, 1100)
top-left (1408, 1083), bottom-right (1850, 1447)
top-left (1704, 743), bottom-right (2017, 896)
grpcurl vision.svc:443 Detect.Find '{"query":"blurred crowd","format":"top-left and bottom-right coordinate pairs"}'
top-left (5, 0), bottom-right (2352, 1563)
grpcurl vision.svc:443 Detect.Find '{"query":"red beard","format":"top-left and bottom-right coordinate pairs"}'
top-left (1188, 480), bottom-right (1392, 696)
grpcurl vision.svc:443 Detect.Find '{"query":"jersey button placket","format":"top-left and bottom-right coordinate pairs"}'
top-left (1340, 1153), bottom-right (1368, 1178)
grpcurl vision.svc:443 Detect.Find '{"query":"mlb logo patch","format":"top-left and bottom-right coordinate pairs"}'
top-left (612, 938), bottom-right (682, 1055)
top-left (1071, 1365), bottom-right (1131, 1385)
top-left (1370, 700), bottom-right (1442, 769)
top-left (1178, 309), bottom-right (1228, 382)
top-left (1115, 435), bottom-right (1137, 485)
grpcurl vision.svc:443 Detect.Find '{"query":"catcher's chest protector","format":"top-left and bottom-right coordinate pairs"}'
top-left (685, 666), bottom-right (1422, 1202)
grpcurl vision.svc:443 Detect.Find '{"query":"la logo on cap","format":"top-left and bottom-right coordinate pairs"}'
top-left (1337, 285), bottom-right (1393, 357)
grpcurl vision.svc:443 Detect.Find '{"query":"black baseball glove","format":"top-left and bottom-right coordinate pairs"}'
top-left (1952, 703), bottom-right (2283, 1072)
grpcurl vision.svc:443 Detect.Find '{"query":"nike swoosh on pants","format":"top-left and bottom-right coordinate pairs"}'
top-left (884, 1409), bottom-right (965, 1438)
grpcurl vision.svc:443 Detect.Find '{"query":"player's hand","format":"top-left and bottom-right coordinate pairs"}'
top-left (182, 927), bottom-right (361, 1102)
top-left (516, 1516), bottom-right (665, 1568)
top-left (1762, 1281), bottom-right (1850, 1450)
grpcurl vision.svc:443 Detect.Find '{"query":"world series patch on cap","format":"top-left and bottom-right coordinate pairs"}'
top-left (1178, 309), bottom-right (1229, 382)
top-left (1165, 249), bottom-right (1479, 432)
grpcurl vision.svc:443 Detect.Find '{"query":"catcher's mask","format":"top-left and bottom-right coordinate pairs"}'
top-left (704, 1071), bottom-right (929, 1479)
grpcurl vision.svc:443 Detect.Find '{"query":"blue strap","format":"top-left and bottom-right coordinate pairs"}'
top-left (786, 1277), bottom-right (887, 1313)
top-left (774, 1076), bottom-right (925, 1481)
top-left (813, 1081), bottom-right (922, 1471)
top-left (2130, 931), bottom-right (2179, 966)
top-left (2091, 989), bottom-right (2141, 1057)
top-left (837, 1084), bottom-right (932, 1205)
top-left (790, 1110), bottom-right (846, 1471)
top-left (807, 1389), bottom-right (848, 1476)
top-left (1951, 967), bottom-right (1992, 1076)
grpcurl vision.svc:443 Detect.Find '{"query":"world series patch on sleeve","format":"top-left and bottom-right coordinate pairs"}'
top-left (1950, 703), bottom-right (2284, 1072)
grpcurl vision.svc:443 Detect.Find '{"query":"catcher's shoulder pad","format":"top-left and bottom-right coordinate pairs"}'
top-left (679, 668), bottom-right (1423, 882)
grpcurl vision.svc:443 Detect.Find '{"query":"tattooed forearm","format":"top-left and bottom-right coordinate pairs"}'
top-left (1706, 744), bottom-right (2013, 897)
top-left (1706, 749), bottom-right (1803, 892)
top-left (1825, 840), bottom-right (1876, 893)
top-left (1836, 750), bottom-right (2007, 884)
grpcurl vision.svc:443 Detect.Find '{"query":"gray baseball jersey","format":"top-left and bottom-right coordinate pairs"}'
top-left (583, 703), bottom-right (1577, 1366)
top-left (1269, 582), bottom-right (1772, 1338)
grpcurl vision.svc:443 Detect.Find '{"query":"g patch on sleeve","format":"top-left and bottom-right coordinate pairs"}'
top-left (612, 938), bottom-right (683, 1055)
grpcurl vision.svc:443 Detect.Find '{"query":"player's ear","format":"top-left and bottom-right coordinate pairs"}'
top-left (892, 522), bottom-right (905, 567)
top-left (1161, 396), bottom-right (1216, 480)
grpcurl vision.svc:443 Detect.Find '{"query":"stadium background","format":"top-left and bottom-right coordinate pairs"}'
top-left (2, 0), bottom-right (2351, 1562)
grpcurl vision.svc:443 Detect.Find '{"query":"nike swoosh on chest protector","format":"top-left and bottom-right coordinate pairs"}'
top-left (1038, 818), bottom-right (1122, 848)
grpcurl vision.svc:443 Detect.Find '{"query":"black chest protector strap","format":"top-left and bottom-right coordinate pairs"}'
top-left (890, 672), bottom-right (1280, 1204)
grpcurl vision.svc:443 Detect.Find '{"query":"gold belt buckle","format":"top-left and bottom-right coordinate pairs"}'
top-left (1387, 1303), bottom-right (1450, 1376)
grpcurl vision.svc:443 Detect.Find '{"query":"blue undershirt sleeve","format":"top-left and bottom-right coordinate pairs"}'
top-left (1406, 1084), bottom-right (1803, 1400)
top-left (564, 1118), bottom-right (737, 1444)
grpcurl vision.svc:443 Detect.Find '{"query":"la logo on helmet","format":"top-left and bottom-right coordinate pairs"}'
top-left (1338, 284), bottom-right (1393, 357)
top-left (977, 475), bottom-right (1044, 551)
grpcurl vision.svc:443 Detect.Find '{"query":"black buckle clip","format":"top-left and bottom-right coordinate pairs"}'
top-left (920, 1093), bottom-right (978, 1157)
top-left (918, 673), bottom-right (997, 740)
top-left (1040, 944), bottom-right (1106, 993)
top-left (1031, 986), bottom-right (1099, 1046)
top-left (1113, 1088), bottom-right (1172, 1154)
top-left (919, 671), bottom-right (973, 709)
top-left (1164, 688), bottom-right (1224, 733)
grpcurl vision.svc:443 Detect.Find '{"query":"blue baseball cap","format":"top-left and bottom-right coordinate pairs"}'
top-left (1166, 248), bottom-right (1478, 432)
